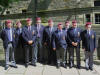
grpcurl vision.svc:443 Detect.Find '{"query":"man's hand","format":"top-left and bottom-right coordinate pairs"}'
top-left (74, 42), bottom-right (78, 46)
top-left (72, 42), bottom-right (78, 46)
top-left (72, 42), bottom-right (75, 46)
top-left (53, 48), bottom-right (56, 51)
top-left (44, 42), bottom-right (47, 45)
top-left (83, 48), bottom-right (85, 51)
top-left (28, 40), bottom-right (33, 45)
top-left (94, 48), bottom-right (96, 51)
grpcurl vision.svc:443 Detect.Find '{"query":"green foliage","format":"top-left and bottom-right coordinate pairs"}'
top-left (0, 0), bottom-right (19, 7)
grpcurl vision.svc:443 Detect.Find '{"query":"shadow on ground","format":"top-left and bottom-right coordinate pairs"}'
top-left (0, 60), bottom-right (5, 67)
top-left (94, 60), bottom-right (100, 65)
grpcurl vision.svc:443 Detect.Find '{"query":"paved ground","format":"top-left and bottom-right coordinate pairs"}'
top-left (0, 60), bottom-right (100, 75)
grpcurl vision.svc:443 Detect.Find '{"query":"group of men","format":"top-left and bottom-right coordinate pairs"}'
top-left (0, 17), bottom-right (96, 71)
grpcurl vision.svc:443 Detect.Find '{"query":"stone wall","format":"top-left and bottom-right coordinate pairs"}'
top-left (1, 0), bottom-right (94, 15)
top-left (37, 0), bottom-right (94, 10)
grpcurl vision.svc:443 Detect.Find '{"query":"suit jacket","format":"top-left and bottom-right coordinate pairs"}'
top-left (33, 24), bottom-right (44, 42)
top-left (22, 26), bottom-right (36, 46)
top-left (1, 27), bottom-right (15, 49)
top-left (15, 28), bottom-right (23, 47)
top-left (67, 27), bottom-right (82, 47)
top-left (52, 29), bottom-right (67, 50)
top-left (43, 26), bottom-right (57, 46)
top-left (81, 30), bottom-right (96, 52)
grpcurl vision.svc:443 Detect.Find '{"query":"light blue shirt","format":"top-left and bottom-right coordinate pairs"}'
top-left (7, 28), bottom-right (13, 42)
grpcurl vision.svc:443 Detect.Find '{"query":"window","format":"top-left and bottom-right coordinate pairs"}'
top-left (6, 11), bottom-right (10, 14)
top-left (95, 14), bottom-right (100, 24)
top-left (94, 1), bottom-right (100, 6)
top-left (86, 14), bottom-right (91, 22)
top-left (22, 9), bottom-right (27, 13)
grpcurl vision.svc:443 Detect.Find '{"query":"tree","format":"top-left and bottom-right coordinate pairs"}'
top-left (0, 0), bottom-right (19, 15)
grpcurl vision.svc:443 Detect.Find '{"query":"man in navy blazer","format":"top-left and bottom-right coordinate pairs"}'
top-left (15, 21), bottom-right (24, 63)
top-left (22, 18), bottom-right (36, 67)
top-left (67, 20), bottom-right (82, 69)
top-left (33, 17), bottom-right (44, 66)
top-left (81, 22), bottom-right (96, 71)
top-left (43, 19), bottom-right (57, 64)
top-left (1, 20), bottom-right (17, 70)
top-left (52, 22), bottom-right (67, 69)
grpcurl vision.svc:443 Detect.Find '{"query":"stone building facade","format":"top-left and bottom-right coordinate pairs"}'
top-left (0, 0), bottom-right (100, 25)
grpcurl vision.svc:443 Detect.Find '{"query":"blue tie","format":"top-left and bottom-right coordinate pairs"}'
top-left (59, 30), bottom-right (62, 38)
top-left (87, 30), bottom-right (91, 36)
top-left (37, 25), bottom-right (40, 37)
top-left (74, 28), bottom-right (76, 35)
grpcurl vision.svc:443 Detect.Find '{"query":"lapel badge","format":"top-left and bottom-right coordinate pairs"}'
top-left (62, 36), bottom-right (65, 40)
top-left (78, 32), bottom-right (80, 37)
top-left (32, 30), bottom-right (35, 35)
top-left (92, 34), bottom-right (94, 39)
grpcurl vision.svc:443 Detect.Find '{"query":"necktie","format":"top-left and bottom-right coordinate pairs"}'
top-left (66, 28), bottom-right (68, 32)
top-left (18, 28), bottom-right (22, 34)
top-left (20, 28), bottom-right (22, 33)
top-left (59, 30), bottom-right (62, 38)
top-left (37, 25), bottom-right (40, 37)
top-left (49, 27), bottom-right (52, 33)
top-left (88, 30), bottom-right (91, 36)
top-left (87, 30), bottom-right (90, 36)
top-left (74, 28), bottom-right (76, 35)
top-left (28, 26), bottom-right (31, 31)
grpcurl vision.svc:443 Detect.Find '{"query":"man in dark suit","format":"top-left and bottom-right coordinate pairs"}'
top-left (33, 17), bottom-right (44, 66)
top-left (52, 22), bottom-right (67, 69)
top-left (1, 20), bottom-right (17, 70)
top-left (22, 18), bottom-right (36, 67)
top-left (15, 21), bottom-right (24, 63)
top-left (81, 22), bottom-right (96, 71)
top-left (67, 20), bottom-right (81, 69)
top-left (63, 21), bottom-right (70, 67)
top-left (43, 19), bottom-right (57, 65)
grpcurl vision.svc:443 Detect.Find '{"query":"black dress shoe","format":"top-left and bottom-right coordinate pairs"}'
top-left (32, 63), bottom-right (36, 67)
top-left (25, 64), bottom-right (29, 68)
top-left (62, 64), bottom-right (67, 68)
top-left (56, 63), bottom-right (60, 69)
top-left (77, 66), bottom-right (81, 69)
top-left (5, 65), bottom-right (9, 70)
top-left (11, 65), bottom-right (18, 68)
top-left (86, 67), bottom-right (89, 70)
top-left (89, 67), bottom-right (93, 71)
top-left (69, 65), bottom-right (72, 68)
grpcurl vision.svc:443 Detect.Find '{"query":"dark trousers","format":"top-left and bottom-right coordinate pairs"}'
top-left (69, 47), bottom-right (80, 67)
top-left (24, 45), bottom-right (34, 64)
top-left (5, 43), bottom-right (16, 66)
top-left (56, 47), bottom-right (66, 64)
top-left (15, 44), bottom-right (25, 63)
top-left (46, 46), bottom-right (56, 64)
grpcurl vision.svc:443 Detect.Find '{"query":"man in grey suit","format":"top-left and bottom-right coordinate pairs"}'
top-left (1, 20), bottom-right (17, 70)
top-left (33, 17), bottom-right (44, 66)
